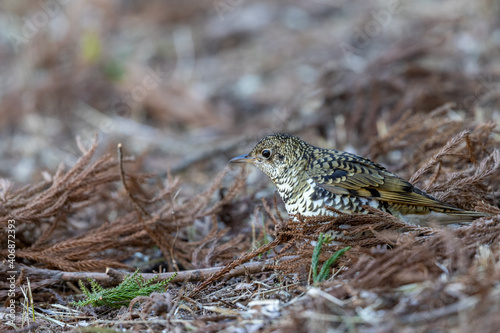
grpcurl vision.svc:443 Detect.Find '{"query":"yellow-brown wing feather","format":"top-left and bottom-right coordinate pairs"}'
top-left (306, 149), bottom-right (459, 210)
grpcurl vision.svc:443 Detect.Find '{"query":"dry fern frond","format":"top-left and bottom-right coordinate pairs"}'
top-left (0, 138), bottom-right (251, 273)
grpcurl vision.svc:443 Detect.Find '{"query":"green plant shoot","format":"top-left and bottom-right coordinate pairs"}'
top-left (71, 269), bottom-right (177, 308)
top-left (312, 233), bottom-right (350, 283)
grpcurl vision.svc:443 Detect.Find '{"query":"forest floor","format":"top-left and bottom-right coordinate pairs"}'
top-left (1, 1), bottom-right (500, 332)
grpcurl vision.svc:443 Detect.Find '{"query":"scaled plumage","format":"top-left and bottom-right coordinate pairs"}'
top-left (230, 133), bottom-right (486, 224)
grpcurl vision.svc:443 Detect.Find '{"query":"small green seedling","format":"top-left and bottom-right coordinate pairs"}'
top-left (71, 269), bottom-right (177, 308)
top-left (312, 233), bottom-right (350, 283)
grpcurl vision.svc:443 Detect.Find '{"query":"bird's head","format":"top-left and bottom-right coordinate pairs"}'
top-left (230, 133), bottom-right (307, 181)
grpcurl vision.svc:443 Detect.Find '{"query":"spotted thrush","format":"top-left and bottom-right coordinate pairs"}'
top-left (230, 133), bottom-right (486, 224)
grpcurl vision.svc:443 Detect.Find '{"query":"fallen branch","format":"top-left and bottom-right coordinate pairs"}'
top-left (0, 257), bottom-right (295, 299)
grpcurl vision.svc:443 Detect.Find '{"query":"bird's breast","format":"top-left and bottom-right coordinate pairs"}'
top-left (275, 176), bottom-right (384, 217)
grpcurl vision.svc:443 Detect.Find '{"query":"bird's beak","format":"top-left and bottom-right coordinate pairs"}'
top-left (229, 154), bottom-right (255, 164)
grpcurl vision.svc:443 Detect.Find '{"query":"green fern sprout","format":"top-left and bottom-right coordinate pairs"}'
top-left (312, 233), bottom-right (350, 283)
top-left (71, 269), bottom-right (177, 308)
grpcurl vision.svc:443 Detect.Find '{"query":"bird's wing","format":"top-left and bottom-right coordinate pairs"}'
top-left (306, 149), bottom-right (457, 210)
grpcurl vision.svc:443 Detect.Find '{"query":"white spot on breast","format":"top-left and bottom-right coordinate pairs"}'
top-left (276, 182), bottom-right (294, 194)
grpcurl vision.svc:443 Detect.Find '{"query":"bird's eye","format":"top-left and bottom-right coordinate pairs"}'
top-left (261, 149), bottom-right (272, 159)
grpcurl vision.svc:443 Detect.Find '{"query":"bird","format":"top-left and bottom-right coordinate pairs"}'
top-left (230, 133), bottom-right (487, 225)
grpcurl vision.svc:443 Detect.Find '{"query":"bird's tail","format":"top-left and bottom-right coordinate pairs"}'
top-left (399, 210), bottom-right (490, 225)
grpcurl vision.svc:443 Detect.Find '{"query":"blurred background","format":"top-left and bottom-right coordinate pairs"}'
top-left (0, 0), bottom-right (499, 192)
top-left (1, 3), bottom-right (499, 330)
